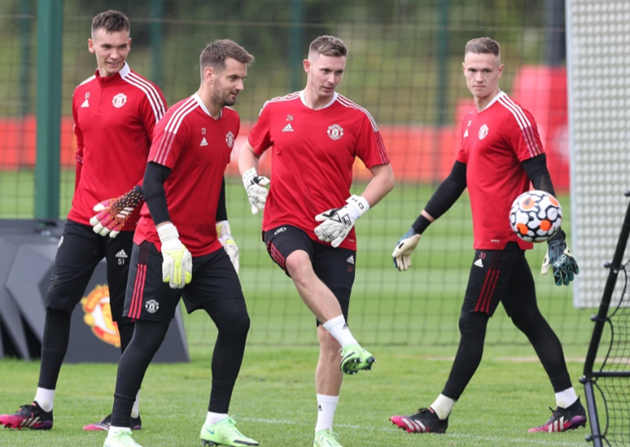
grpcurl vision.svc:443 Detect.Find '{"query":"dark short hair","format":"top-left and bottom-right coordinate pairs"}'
top-left (91, 10), bottom-right (130, 35)
top-left (199, 39), bottom-right (254, 77)
top-left (465, 37), bottom-right (501, 57)
top-left (309, 35), bottom-right (348, 58)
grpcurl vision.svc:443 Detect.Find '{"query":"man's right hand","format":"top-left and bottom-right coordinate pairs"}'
top-left (392, 228), bottom-right (422, 271)
top-left (158, 224), bottom-right (192, 289)
top-left (242, 167), bottom-right (270, 215)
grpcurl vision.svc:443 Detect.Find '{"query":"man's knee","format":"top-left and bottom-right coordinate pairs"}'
top-left (511, 306), bottom-right (543, 331)
top-left (458, 311), bottom-right (488, 336)
top-left (285, 250), bottom-right (313, 284)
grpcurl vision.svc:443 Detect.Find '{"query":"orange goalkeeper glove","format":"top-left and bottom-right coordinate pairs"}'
top-left (90, 186), bottom-right (144, 238)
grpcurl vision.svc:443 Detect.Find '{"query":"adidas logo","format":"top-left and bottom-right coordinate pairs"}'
top-left (347, 255), bottom-right (354, 265)
top-left (317, 405), bottom-right (323, 411)
top-left (464, 129), bottom-right (468, 138)
top-left (81, 99), bottom-right (89, 108)
top-left (115, 249), bottom-right (128, 259)
top-left (200, 137), bottom-right (208, 147)
top-left (474, 258), bottom-right (483, 268)
top-left (282, 123), bottom-right (294, 132)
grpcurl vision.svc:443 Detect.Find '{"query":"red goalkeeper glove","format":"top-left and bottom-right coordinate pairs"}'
top-left (90, 186), bottom-right (144, 238)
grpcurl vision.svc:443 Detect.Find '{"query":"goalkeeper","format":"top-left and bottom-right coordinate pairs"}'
top-left (102, 40), bottom-right (258, 447)
top-left (0, 10), bottom-right (166, 433)
top-left (390, 37), bottom-right (584, 435)
top-left (239, 35), bottom-right (394, 447)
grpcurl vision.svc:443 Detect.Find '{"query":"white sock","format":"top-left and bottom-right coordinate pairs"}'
top-left (430, 394), bottom-right (456, 420)
top-left (322, 315), bottom-right (358, 348)
top-left (131, 390), bottom-right (141, 419)
top-left (205, 411), bottom-right (228, 426)
top-left (34, 387), bottom-right (55, 412)
top-left (555, 387), bottom-right (578, 408)
top-left (107, 426), bottom-right (131, 439)
top-left (315, 394), bottom-right (339, 433)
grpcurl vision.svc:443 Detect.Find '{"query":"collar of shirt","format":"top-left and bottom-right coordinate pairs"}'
top-left (94, 62), bottom-right (131, 87)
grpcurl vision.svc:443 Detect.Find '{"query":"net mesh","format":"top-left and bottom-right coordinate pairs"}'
top-left (0, 0), bottom-right (588, 348)
top-left (589, 260), bottom-right (630, 446)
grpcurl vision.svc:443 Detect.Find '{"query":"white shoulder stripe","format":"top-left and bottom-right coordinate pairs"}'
top-left (497, 96), bottom-right (541, 157)
top-left (155, 98), bottom-right (198, 165)
top-left (78, 75), bottom-right (96, 86)
top-left (127, 72), bottom-right (166, 117)
top-left (123, 73), bottom-right (166, 123)
top-left (336, 95), bottom-right (388, 164)
top-left (260, 92), bottom-right (300, 115)
top-left (336, 95), bottom-right (379, 132)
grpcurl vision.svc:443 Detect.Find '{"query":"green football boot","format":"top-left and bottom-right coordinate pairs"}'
top-left (103, 431), bottom-right (143, 447)
top-left (200, 416), bottom-right (259, 446)
top-left (313, 428), bottom-right (343, 447)
top-left (339, 343), bottom-right (376, 374)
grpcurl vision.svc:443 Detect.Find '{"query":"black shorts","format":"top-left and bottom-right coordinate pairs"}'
top-left (46, 220), bottom-right (133, 323)
top-left (462, 242), bottom-right (536, 317)
top-left (263, 225), bottom-right (356, 325)
top-left (124, 241), bottom-right (243, 322)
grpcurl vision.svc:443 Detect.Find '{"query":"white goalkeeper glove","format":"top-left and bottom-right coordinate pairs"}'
top-left (314, 195), bottom-right (370, 248)
top-left (158, 223), bottom-right (192, 289)
top-left (216, 220), bottom-right (239, 273)
top-left (392, 228), bottom-right (422, 271)
top-left (242, 167), bottom-right (270, 214)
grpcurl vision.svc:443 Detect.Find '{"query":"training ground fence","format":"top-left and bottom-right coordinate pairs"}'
top-left (1, 0), bottom-right (627, 349)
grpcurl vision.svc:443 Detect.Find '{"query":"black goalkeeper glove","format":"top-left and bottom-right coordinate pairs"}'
top-left (541, 230), bottom-right (579, 286)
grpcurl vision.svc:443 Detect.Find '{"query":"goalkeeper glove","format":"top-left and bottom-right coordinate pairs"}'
top-left (541, 230), bottom-right (579, 286)
top-left (242, 167), bottom-right (270, 214)
top-left (392, 228), bottom-right (422, 271)
top-left (216, 220), bottom-right (239, 273)
top-left (90, 186), bottom-right (144, 238)
top-left (158, 223), bottom-right (192, 289)
top-left (314, 195), bottom-right (370, 248)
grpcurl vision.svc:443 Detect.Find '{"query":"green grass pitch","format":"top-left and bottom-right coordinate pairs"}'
top-left (0, 171), bottom-right (594, 446)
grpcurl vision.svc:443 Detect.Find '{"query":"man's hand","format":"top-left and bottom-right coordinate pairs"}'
top-left (392, 228), bottom-right (422, 271)
top-left (242, 167), bottom-right (270, 214)
top-left (158, 224), bottom-right (192, 289)
top-left (90, 186), bottom-right (144, 238)
top-left (541, 230), bottom-right (579, 286)
top-left (216, 220), bottom-right (239, 273)
top-left (314, 195), bottom-right (370, 248)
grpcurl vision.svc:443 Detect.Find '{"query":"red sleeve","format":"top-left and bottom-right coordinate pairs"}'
top-left (355, 113), bottom-right (389, 168)
top-left (505, 107), bottom-right (544, 162)
top-left (141, 86), bottom-right (168, 143)
top-left (456, 115), bottom-right (469, 164)
top-left (148, 115), bottom-right (188, 170)
top-left (72, 92), bottom-right (84, 190)
top-left (248, 103), bottom-right (272, 156)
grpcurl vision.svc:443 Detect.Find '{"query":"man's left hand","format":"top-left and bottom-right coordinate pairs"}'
top-left (314, 195), bottom-right (369, 248)
top-left (541, 231), bottom-right (579, 286)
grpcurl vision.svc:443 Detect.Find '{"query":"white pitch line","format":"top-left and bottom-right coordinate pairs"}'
top-left (240, 417), bottom-right (585, 447)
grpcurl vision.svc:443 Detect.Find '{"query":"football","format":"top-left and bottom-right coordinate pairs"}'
top-left (509, 190), bottom-right (562, 243)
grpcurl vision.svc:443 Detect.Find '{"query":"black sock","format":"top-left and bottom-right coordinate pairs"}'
top-left (442, 311), bottom-right (489, 400)
top-left (110, 320), bottom-right (169, 427)
top-left (203, 298), bottom-right (250, 414)
top-left (511, 307), bottom-right (572, 392)
top-left (38, 308), bottom-right (72, 390)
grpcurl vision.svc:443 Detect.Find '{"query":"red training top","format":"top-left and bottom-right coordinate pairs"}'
top-left (134, 94), bottom-right (240, 257)
top-left (248, 91), bottom-right (390, 250)
top-left (457, 91), bottom-right (544, 250)
top-left (70, 62), bottom-right (167, 231)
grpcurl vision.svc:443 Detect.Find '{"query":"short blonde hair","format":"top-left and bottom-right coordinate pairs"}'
top-left (465, 37), bottom-right (501, 58)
